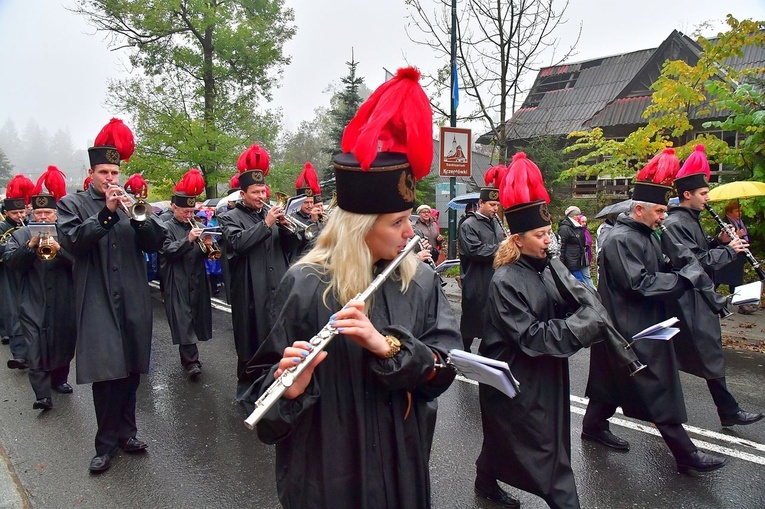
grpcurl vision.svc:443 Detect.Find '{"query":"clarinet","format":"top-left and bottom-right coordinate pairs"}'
top-left (705, 204), bottom-right (765, 281)
top-left (243, 235), bottom-right (422, 430)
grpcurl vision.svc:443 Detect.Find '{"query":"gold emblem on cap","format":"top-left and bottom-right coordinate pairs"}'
top-left (539, 203), bottom-right (552, 222)
top-left (105, 149), bottom-right (120, 164)
top-left (489, 190), bottom-right (499, 201)
top-left (304, 189), bottom-right (314, 197)
top-left (397, 171), bottom-right (416, 203)
top-left (186, 197), bottom-right (196, 207)
top-left (35, 196), bottom-right (49, 208)
top-left (253, 171), bottom-right (264, 183)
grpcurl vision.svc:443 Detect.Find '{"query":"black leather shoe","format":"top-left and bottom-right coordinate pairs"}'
top-left (0, 336), bottom-right (8, 345)
top-left (186, 364), bottom-right (202, 380)
top-left (677, 451), bottom-right (728, 475)
top-left (581, 429), bottom-right (630, 451)
top-left (7, 358), bottom-right (28, 370)
top-left (89, 452), bottom-right (113, 473)
top-left (720, 410), bottom-right (765, 427)
top-left (120, 437), bottom-right (148, 453)
top-left (474, 485), bottom-right (520, 508)
top-left (54, 383), bottom-right (74, 394)
top-left (32, 398), bottom-right (53, 410)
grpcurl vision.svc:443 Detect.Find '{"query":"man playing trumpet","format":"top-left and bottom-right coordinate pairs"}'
top-left (159, 169), bottom-right (213, 380)
top-left (4, 177), bottom-right (76, 411)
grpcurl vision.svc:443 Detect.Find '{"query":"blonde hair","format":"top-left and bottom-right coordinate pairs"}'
top-left (297, 208), bottom-right (418, 306)
top-left (494, 235), bottom-right (522, 268)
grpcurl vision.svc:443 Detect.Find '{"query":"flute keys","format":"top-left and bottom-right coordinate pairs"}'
top-left (281, 370), bottom-right (295, 387)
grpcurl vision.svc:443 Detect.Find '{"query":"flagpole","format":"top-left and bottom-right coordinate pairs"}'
top-left (447, 0), bottom-right (458, 259)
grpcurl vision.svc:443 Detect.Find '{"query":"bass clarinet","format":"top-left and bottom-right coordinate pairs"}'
top-left (705, 203), bottom-right (765, 281)
top-left (244, 235), bottom-right (422, 430)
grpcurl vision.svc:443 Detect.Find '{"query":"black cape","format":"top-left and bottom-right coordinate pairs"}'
top-left (246, 262), bottom-right (461, 509)
top-left (477, 256), bottom-right (584, 509)
top-left (663, 206), bottom-right (735, 379)
top-left (0, 218), bottom-right (25, 345)
top-left (57, 187), bottom-right (166, 384)
top-left (458, 213), bottom-right (504, 342)
top-left (159, 217), bottom-right (212, 345)
top-left (3, 226), bottom-right (76, 371)
top-left (586, 216), bottom-right (689, 424)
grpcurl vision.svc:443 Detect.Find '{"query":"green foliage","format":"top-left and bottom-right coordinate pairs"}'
top-left (415, 174), bottom-right (437, 208)
top-left (73, 0), bottom-right (296, 199)
top-left (0, 147), bottom-right (13, 187)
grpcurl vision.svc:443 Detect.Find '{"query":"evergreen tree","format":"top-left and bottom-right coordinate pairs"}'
top-left (0, 147), bottom-right (14, 188)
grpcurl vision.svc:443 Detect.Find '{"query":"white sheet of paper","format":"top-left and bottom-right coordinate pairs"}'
top-left (633, 316), bottom-right (679, 340)
top-left (731, 281), bottom-right (762, 306)
top-left (285, 195), bottom-right (306, 216)
top-left (447, 349), bottom-right (520, 399)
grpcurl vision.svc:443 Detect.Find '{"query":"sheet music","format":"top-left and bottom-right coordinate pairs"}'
top-left (447, 349), bottom-right (520, 399)
top-left (632, 316), bottom-right (680, 341)
top-left (731, 281), bottom-right (762, 306)
top-left (285, 195), bottom-right (306, 216)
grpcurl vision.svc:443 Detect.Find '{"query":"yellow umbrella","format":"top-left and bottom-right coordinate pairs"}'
top-left (707, 181), bottom-right (765, 201)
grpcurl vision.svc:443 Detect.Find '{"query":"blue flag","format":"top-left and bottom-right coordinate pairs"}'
top-left (452, 60), bottom-right (459, 112)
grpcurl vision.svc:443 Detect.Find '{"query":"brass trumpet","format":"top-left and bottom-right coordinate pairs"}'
top-left (188, 219), bottom-right (222, 261)
top-left (37, 230), bottom-right (58, 261)
top-left (108, 184), bottom-right (150, 222)
top-left (318, 192), bottom-right (337, 223)
top-left (262, 201), bottom-right (319, 241)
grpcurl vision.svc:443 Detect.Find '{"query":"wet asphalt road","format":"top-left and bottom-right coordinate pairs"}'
top-left (1, 283), bottom-right (765, 508)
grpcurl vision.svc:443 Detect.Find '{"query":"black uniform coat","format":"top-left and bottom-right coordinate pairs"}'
top-left (219, 203), bottom-right (303, 362)
top-left (477, 256), bottom-right (583, 509)
top-left (4, 226), bottom-right (76, 371)
top-left (663, 206), bottom-right (736, 379)
top-left (714, 215), bottom-right (748, 288)
top-left (249, 262), bottom-right (461, 509)
top-left (0, 217), bottom-right (24, 342)
top-left (586, 216), bottom-right (689, 424)
top-left (288, 209), bottom-right (322, 262)
top-left (159, 217), bottom-right (212, 345)
top-left (458, 213), bottom-right (504, 341)
top-left (57, 187), bottom-right (166, 384)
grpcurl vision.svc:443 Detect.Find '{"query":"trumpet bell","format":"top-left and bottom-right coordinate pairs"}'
top-left (628, 360), bottom-right (647, 377)
top-left (37, 245), bottom-right (57, 261)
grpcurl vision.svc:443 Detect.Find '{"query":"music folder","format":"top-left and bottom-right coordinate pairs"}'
top-left (731, 281), bottom-right (762, 306)
top-left (447, 349), bottom-right (520, 399)
top-left (27, 222), bottom-right (57, 239)
top-left (630, 316), bottom-right (680, 344)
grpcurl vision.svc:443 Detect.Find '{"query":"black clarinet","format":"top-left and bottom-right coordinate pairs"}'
top-left (705, 204), bottom-right (765, 281)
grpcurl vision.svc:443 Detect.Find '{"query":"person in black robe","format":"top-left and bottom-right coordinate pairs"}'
top-left (458, 187), bottom-right (504, 350)
top-left (159, 171), bottom-right (213, 380)
top-left (219, 143), bottom-right (305, 400)
top-left (288, 162), bottom-right (324, 262)
top-left (57, 119), bottom-right (166, 474)
top-left (664, 152), bottom-right (763, 427)
top-left (0, 182), bottom-right (31, 369)
top-left (476, 154), bottom-right (599, 509)
top-left (245, 67), bottom-right (461, 509)
top-left (4, 193), bottom-right (76, 410)
top-left (582, 171), bottom-right (728, 475)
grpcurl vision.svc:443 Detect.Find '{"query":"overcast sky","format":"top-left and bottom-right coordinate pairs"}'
top-left (1, 0), bottom-right (764, 150)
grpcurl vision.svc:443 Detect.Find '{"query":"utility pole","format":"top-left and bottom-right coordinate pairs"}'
top-left (447, 0), bottom-right (458, 259)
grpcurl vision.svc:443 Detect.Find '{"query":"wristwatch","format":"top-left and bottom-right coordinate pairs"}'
top-left (381, 334), bottom-right (401, 359)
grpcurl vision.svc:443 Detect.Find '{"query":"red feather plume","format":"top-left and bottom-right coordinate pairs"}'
top-left (93, 118), bottom-right (135, 162)
top-left (83, 176), bottom-right (93, 191)
top-left (676, 144), bottom-right (711, 180)
top-left (265, 184), bottom-right (271, 200)
top-left (484, 164), bottom-right (508, 189)
top-left (124, 174), bottom-right (149, 199)
top-left (636, 148), bottom-right (679, 185)
top-left (174, 168), bottom-right (205, 196)
top-left (31, 165), bottom-right (67, 201)
top-left (341, 67), bottom-right (433, 180)
top-left (5, 174), bottom-right (35, 204)
top-left (499, 153), bottom-right (550, 208)
top-left (296, 162), bottom-right (321, 194)
top-left (229, 173), bottom-right (240, 191)
top-left (237, 144), bottom-right (270, 175)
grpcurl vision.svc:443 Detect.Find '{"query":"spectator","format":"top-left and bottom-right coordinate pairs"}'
top-left (578, 214), bottom-right (595, 287)
top-left (413, 204), bottom-right (443, 261)
top-left (558, 206), bottom-right (593, 288)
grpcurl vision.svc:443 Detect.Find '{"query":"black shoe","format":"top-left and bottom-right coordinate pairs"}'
top-left (0, 336), bottom-right (8, 345)
top-left (677, 451), bottom-right (728, 475)
top-left (7, 358), bottom-right (28, 370)
top-left (581, 429), bottom-right (630, 451)
top-left (54, 383), bottom-right (74, 394)
top-left (186, 364), bottom-right (202, 380)
top-left (120, 437), bottom-right (148, 453)
top-left (474, 485), bottom-right (521, 508)
top-left (720, 410), bottom-right (765, 427)
top-left (32, 398), bottom-right (53, 410)
top-left (89, 452), bottom-right (113, 473)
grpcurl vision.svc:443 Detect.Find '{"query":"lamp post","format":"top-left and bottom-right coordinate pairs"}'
top-left (447, 0), bottom-right (458, 259)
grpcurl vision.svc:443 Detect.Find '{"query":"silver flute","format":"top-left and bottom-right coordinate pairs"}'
top-left (244, 235), bottom-right (422, 430)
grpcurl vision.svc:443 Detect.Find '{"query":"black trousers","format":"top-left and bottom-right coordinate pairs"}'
top-left (707, 377), bottom-right (740, 417)
top-left (92, 373), bottom-right (141, 455)
top-left (28, 365), bottom-right (70, 400)
top-left (179, 343), bottom-right (200, 369)
top-left (582, 400), bottom-right (696, 462)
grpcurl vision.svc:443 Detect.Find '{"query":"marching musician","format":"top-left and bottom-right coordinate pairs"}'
top-left (4, 177), bottom-right (76, 411)
top-left (57, 119), bottom-right (166, 474)
top-left (0, 174), bottom-right (33, 369)
top-left (244, 67), bottom-right (461, 509)
top-left (663, 145), bottom-right (763, 427)
top-left (159, 169), bottom-right (213, 380)
top-left (475, 153), bottom-right (597, 509)
top-left (289, 161), bottom-right (323, 261)
top-left (581, 149), bottom-right (728, 475)
top-left (218, 144), bottom-right (305, 400)
top-left (458, 186), bottom-right (504, 350)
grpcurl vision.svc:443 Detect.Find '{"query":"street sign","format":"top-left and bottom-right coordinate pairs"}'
top-left (439, 126), bottom-right (472, 177)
